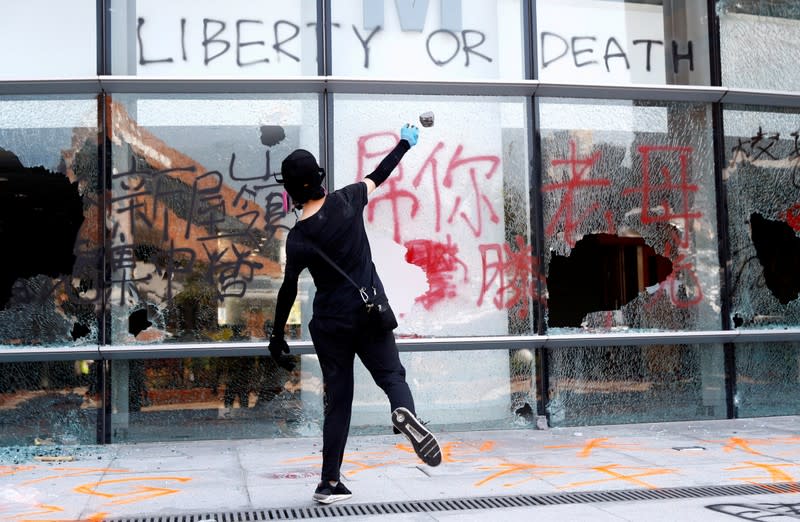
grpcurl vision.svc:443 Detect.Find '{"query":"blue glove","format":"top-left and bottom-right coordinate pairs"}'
top-left (400, 124), bottom-right (419, 147)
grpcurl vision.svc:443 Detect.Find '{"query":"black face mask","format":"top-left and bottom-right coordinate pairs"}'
top-left (283, 169), bottom-right (326, 207)
top-left (274, 168), bottom-right (324, 185)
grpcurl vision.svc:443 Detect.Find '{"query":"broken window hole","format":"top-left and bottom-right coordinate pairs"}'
top-left (547, 233), bottom-right (673, 327)
top-left (128, 308), bottom-right (153, 337)
top-left (0, 148), bottom-right (85, 310)
top-left (749, 213), bottom-right (800, 305)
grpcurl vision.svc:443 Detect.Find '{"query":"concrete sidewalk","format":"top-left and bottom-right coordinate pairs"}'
top-left (1, 416), bottom-right (800, 521)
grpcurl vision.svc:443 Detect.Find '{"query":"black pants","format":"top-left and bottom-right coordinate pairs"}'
top-left (309, 317), bottom-right (415, 482)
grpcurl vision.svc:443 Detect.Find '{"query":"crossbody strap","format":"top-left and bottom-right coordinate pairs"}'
top-left (308, 242), bottom-right (373, 304)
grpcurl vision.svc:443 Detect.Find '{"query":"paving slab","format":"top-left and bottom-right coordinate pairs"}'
top-left (0, 416), bottom-right (798, 520)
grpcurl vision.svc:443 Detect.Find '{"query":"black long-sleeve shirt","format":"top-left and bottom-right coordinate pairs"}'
top-left (270, 140), bottom-right (410, 337)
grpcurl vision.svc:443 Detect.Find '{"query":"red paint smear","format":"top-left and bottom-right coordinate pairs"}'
top-left (404, 237), bottom-right (467, 309)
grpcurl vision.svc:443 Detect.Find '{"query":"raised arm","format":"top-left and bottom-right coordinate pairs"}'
top-left (364, 124), bottom-right (419, 195)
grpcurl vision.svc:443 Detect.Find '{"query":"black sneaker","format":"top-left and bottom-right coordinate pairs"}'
top-left (392, 407), bottom-right (442, 467)
top-left (313, 481), bottom-right (352, 504)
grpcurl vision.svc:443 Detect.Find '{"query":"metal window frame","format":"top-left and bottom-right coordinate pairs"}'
top-left (3, 77), bottom-right (800, 109)
top-left (2, 329), bottom-right (798, 362)
top-left (3, 1), bottom-right (800, 435)
top-left (706, 0), bottom-right (737, 419)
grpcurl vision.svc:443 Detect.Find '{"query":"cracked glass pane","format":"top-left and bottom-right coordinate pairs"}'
top-left (0, 96), bottom-right (100, 347)
top-left (735, 342), bottom-right (800, 417)
top-left (108, 349), bottom-right (537, 443)
top-left (108, 94), bottom-right (319, 344)
top-left (539, 99), bottom-right (720, 333)
top-left (105, 93), bottom-right (538, 438)
top-left (332, 94), bottom-right (536, 337)
top-left (0, 361), bottom-right (99, 447)
top-left (547, 344), bottom-right (726, 427)
top-left (539, 98), bottom-right (725, 425)
top-left (723, 106), bottom-right (800, 327)
top-left (719, 0), bottom-right (800, 91)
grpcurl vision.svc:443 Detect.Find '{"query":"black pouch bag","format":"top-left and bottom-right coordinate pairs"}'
top-left (360, 286), bottom-right (398, 331)
top-left (307, 239), bottom-right (398, 331)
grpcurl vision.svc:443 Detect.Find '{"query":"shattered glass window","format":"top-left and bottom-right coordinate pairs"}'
top-left (109, 356), bottom-right (298, 442)
top-left (0, 361), bottom-right (98, 447)
top-left (0, 96), bottom-right (100, 347)
top-left (723, 106), bottom-right (800, 328)
top-left (108, 349), bottom-right (537, 443)
top-left (718, 0), bottom-right (800, 91)
top-left (547, 344), bottom-right (726, 427)
top-left (108, 94), bottom-right (319, 344)
top-left (539, 99), bottom-right (720, 333)
top-left (332, 94), bottom-right (536, 337)
top-left (735, 342), bottom-right (800, 417)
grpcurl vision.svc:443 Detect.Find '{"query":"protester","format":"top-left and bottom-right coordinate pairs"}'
top-left (267, 124), bottom-right (441, 504)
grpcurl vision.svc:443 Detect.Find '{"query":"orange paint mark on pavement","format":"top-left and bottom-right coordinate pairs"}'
top-left (561, 464), bottom-right (675, 490)
top-left (705, 437), bottom-right (778, 456)
top-left (282, 439), bottom-right (496, 477)
top-left (22, 467), bottom-right (128, 486)
top-left (283, 440), bottom-right (493, 471)
top-left (281, 454), bottom-right (321, 465)
top-left (475, 463), bottom-right (566, 488)
top-left (397, 440), bottom-right (495, 464)
top-left (9, 503), bottom-right (63, 521)
top-left (479, 441), bottom-right (496, 452)
top-left (544, 438), bottom-right (640, 457)
top-left (341, 451), bottom-right (406, 477)
top-left (74, 476), bottom-right (191, 506)
top-left (726, 461), bottom-right (800, 491)
top-left (0, 465), bottom-right (37, 477)
top-left (773, 436), bottom-right (800, 457)
top-left (342, 459), bottom-right (402, 477)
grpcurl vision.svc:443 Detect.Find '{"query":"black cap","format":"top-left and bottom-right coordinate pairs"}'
top-left (280, 149), bottom-right (319, 182)
top-left (280, 149), bottom-right (325, 207)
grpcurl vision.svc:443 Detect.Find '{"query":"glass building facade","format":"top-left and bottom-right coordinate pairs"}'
top-left (0, 0), bottom-right (798, 445)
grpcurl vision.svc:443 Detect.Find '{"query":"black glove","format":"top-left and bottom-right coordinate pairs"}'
top-left (268, 334), bottom-right (295, 371)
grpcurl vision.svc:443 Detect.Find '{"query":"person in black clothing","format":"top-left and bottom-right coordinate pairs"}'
top-left (267, 124), bottom-right (441, 504)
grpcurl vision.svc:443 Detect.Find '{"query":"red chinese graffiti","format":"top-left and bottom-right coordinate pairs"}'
top-left (359, 132), bottom-right (419, 244)
top-left (441, 144), bottom-right (501, 237)
top-left (781, 203), bottom-right (800, 232)
top-left (360, 134), bottom-right (706, 313)
top-left (404, 235), bottom-right (468, 310)
top-left (646, 231), bottom-right (704, 309)
top-left (478, 235), bottom-right (544, 319)
top-left (542, 140), bottom-right (612, 247)
top-left (358, 132), bottom-right (501, 242)
top-left (622, 145), bottom-right (700, 248)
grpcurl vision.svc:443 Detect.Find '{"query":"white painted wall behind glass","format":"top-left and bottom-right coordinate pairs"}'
top-left (537, 0), bottom-right (710, 86)
top-left (0, 0), bottom-right (97, 78)
top-left (112, 0), bottom-right (319, 76)
top-left (110, 0), bottom-right (525, 79)
top-left (331, 0), bottom-right (525, 80)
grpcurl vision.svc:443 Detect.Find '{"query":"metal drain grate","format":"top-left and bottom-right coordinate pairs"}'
top-left (102, 482), bottom-right (800, 521)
